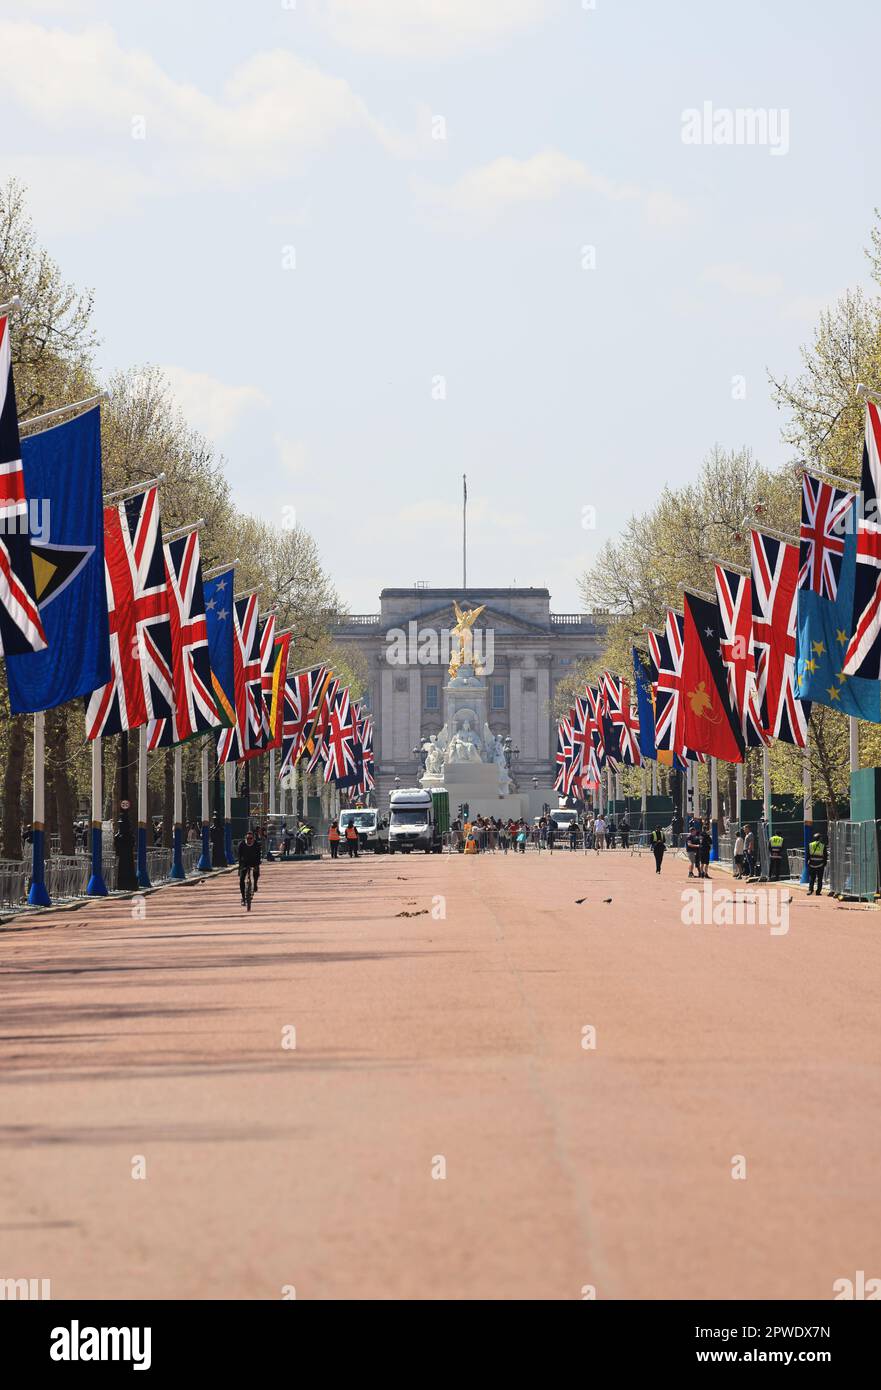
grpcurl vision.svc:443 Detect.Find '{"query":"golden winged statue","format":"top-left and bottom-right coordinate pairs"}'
top-left (449, 600), bottom-right (486, 678)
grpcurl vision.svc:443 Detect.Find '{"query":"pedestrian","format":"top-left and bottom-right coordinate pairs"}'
top-left (743, 825), bottom-right (756, 880)
top-left (619, 814), bottom-right (630, 850)
top-left (328, 819), bottom-right (341, 859)
top-left (699, 825), bottom-right (712, 879)
top-left (650, 824), bottom-right (665, 874)
top-left (594, 814), bottom-right (606, 851)
top-left (344, 821), bottom-right (359, 858)
top-left (733, 829), bottom-right (745, 879)
top-left (769, 830), bottom-right (785, 880)
top-left (569, 820), bottom-right (579, 852)
top-left (517, 825), bottom-right (528, 854)
top-left (807, 832), bottom-right (827, 896)
top-left (685, 820), bottom-right (702, 878)
top-left (547, 821), bottom-right (557, 853)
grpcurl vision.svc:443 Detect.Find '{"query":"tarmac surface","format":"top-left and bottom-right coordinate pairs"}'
top-left (1, 844), bottom-right (879, 1300)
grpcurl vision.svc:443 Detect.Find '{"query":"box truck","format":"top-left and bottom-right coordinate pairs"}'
top-left (387, 787), bottom-right (448, 853)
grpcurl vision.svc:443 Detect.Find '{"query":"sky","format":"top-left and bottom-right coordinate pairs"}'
top-left (2, 0), bottom-right (880, 614)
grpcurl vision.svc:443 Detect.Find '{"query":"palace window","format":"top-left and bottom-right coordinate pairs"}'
top-left (491, 682), bottom-right (506, 710)
top-left (425, 682), bottom-right (440, 710)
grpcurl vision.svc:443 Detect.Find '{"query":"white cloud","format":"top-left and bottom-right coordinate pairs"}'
top-left (0, 20), bottom-right (388, 190)
top-left (160, 366), bottom-right (269, 440)
top-left (318, 0), bottom-right (559, 58)
top-left (274, 434), bottom-right (310, 476)
top-left (702, 263), bottom-right (785, 297)
top-left (414, 150), bottom-right (689, 229)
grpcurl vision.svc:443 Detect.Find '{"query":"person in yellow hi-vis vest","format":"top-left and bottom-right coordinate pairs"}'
top-left (768, 832), bottom-right (785, 880)
top-left (807, 833), bottom-right (827, 896)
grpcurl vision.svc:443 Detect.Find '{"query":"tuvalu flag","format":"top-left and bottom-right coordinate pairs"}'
top-left (632, 646), bottom-right (657, 761)
top-left (796, 489), bottom-right (881, 720)
top-left (676, 591), bottom-right (745, 762)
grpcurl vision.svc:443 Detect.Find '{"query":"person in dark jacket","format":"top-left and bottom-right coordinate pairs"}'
top-left (651, 825), bottom-right (666, 874)
top-left (685, 821), bottom-right (702, 878)
top-left (699, 826), bottom-right (712, 878)
top-left (237, 830), bottom-right (261, 904)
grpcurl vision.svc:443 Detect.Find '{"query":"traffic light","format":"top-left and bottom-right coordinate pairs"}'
top-left (461, 802), bottom-right (469, 821)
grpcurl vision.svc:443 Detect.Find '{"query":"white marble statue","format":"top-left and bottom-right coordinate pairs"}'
top-left (422, 734), bottom-right (444, 777)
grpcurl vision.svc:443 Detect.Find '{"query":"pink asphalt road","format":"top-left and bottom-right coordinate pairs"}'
top-left (1, 846), bottom-right (879, 1300)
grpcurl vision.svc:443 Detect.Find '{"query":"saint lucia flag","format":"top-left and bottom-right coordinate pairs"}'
top-left (796, 495), bottom-right (881, 721)
top-left (6, 406), bottom-right (110, 713)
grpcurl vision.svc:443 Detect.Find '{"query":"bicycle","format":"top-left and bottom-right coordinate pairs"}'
top-left (241, 866), bottom-right (254, 912)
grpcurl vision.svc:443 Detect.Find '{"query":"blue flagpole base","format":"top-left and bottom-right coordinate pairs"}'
top-left (136, 825), bottom-right (152, 888)
top-left (710, 820), bottom-right (719, 862)
top-left (801, 822), bottom-right (812, 884)
top-left (170, 825), bottom-right (186, 880)
top-left (87, 825), bottom-right (108, 896)
top-left (224, 822), bottom-right (234, 865)
top-left (27, 827), bottom-right (51, 907)
top-left (197, 824), bottom-right (211, 871)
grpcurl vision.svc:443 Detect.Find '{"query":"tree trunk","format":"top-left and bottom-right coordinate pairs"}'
top-left (47, 707), bottom-right (76, 854)
top-left (2, 715), bottom-right (27, 859)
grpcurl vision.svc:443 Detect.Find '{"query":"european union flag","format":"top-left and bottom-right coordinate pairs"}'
top-left (632, 646), bottom-right (657, 760)
top-left (796, 496), bottom-right (881, 721)
top-left (204, 567), bottom-right (235, 728)
top-left (6, 407), bottom-right (110, 713)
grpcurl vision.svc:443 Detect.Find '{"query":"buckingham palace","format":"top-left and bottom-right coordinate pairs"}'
top-left (332, 587), bottom-right (607, 803)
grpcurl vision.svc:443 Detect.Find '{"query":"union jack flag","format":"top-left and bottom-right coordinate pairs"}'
top-left (751, 529), bottom-right (809, 746)
top-left (799, 472), bottom-right (853, 601)
top-left (714, 564), bottom-right (767, 748)
top-left (239, 611), bottom-right (277, 762)
top-left (86, 487), bottom-right (172, 738)
top-left (323, 684), bottom-right (358, 783)
top-left (554, 716), bottom-right (574, 795)
top-left (146, 529), bottom-right (220, 748)
top-left (569, 696), bottom-right (592, 778)
top-left (0, 316), bottom-right (46, 657)
top-left (216, 595), bottom-right (266, 763)
top-left (602, 671), bottom-right (641, 766)
top-left (357, 711), bottom-right (375, 792)
top-left (650, 618), bottom-right (704, 764)
top-left (844, 401), bottom-right (881, 677)
top-left (279, 664), bottom-right (331, 772)
top-left (584, 685), bottom-right (607, 769)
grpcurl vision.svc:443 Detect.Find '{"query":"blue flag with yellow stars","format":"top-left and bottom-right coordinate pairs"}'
top-left (796, 495), bottom-right (881, 721)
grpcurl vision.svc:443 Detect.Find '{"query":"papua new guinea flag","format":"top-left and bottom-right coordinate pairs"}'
top-left (6, 406), bottom-right (110, 713)
top-left (676, 591), bottom-right (745, 762)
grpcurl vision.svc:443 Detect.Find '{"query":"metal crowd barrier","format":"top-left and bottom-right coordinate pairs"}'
top-left (0, 839), bottom-right (226, 916)
top-left (828, 820), bottom-right (879, 901)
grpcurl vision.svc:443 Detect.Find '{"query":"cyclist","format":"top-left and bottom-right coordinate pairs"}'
top-left (238, 829), bottom-right (261, 906)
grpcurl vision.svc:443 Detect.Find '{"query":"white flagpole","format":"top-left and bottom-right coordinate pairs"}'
top-left (735, 761), bottom-right (744, 826)
top-left (269, 747), bottom-right (277, 817)
top-left (224, 762), bottom-right (234, 863)
top-left (801, 736), bottom-right (812, 885)
top-left (136, 726), bottom-right (151, 888)
top-left (197, 739), bottom-right (211, 871)
top-left (762, 745), bottom-right (771, 827)
top-left (87, 737), bottom-right (108, 894)
top-left (651, 759), bottom-right (658, 796)
top-left (28, 712), bottom-right (51, 906)
top-left (849, 716), bottom-right (859, 774)
top-left (170, 744), bottom-right (185, 879)
top-left (710, 757), bottom-right (719, 861)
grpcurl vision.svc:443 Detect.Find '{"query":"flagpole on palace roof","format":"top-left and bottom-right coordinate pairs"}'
top-left (462, 473), bottom-right (467, 590)
top-left (20, 391), bottom-right (109, 435)
top-left (104, 472), bottom-right (165, 503)
top-left (203, 558), bottom-right (239, 579)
